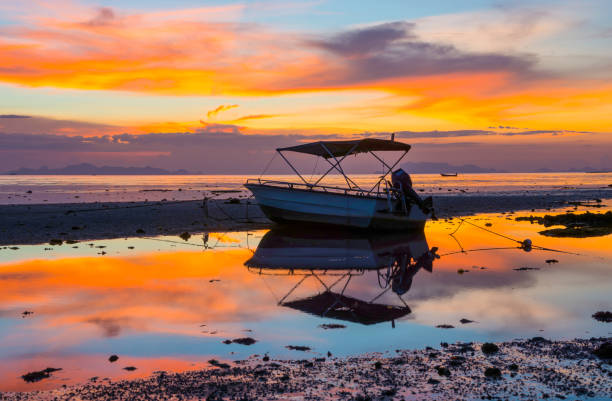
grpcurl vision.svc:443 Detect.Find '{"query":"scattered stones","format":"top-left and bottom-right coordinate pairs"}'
top-left (108, 355), bottom-right (119, 363)
top-left (4, 338), bottom-right (611, 400)
top-left (481, 343), bottom-right (499, 355)
top-left (592, 311), bottom-right (612, 323)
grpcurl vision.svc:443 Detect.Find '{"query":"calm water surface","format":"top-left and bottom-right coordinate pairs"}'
top-left (1, 172), bottom-right (611, 204)
top-left (0, 207), bottom-right (610, 391)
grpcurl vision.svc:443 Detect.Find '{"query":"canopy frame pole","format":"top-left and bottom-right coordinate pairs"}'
top-left (368, 150), bottom-right (408, 194)
top-left (316, 142), bottom-right (362, 190)
top-left (313, 142), bottom-right (359, 187)
top-left (277, 150), bottom-right (309, 185)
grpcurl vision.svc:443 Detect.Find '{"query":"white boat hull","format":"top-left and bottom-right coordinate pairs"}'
top-left (245, 183), bottom-right (429, 230)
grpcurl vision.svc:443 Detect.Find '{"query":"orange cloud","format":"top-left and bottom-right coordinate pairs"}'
top-left (207, 104), bottom-right (239, 118)
top-left (0, 4), bottom-right (611, 132)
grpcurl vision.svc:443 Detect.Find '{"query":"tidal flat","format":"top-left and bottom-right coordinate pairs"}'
top-left (0, 203), bottom-right (610, 399)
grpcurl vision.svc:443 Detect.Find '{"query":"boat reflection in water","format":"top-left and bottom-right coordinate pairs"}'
top-left (245, 227), bottom-right (438, 325)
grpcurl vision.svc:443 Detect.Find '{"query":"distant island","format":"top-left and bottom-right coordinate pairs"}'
top-left (6, 163), bottom-right (190, 175)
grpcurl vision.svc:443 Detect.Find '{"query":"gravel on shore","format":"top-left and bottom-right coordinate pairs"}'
top-left (1, 191), bottom-right (610, 245)
top-left (2, 337), bottom-right (610, 400)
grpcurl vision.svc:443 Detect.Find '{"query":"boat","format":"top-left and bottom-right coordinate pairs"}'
top-left (244, 138), bottom-right (431, 230)
top-left (245, 227), bottom-right (438, 325)
top-left (440, 172), bottom-right (458, 177)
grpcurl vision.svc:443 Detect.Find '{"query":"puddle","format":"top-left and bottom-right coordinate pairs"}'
top-left (0, 210), bottom-right (610, 391)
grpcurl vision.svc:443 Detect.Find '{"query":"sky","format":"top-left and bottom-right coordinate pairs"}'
top-left (0, 0), bottom-right (611, 172)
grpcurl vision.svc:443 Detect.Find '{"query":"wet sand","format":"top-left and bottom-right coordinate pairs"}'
top-left (1, 191), bottom-right (610, 245)
top-left (3, 338), bottom-right (610, 400)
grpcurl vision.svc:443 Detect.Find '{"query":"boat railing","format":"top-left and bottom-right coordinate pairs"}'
top-left (246, 178), bottom-right (404, 199)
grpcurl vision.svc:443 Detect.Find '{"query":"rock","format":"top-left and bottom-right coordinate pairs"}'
top-left (231, 337), bottom-right (256, 345)
top-left (484, 367), bottom-right (502, 378)
top-left (222, 340), bottom-right (232, 344)
top-left (49, 239), bottom-right (63, 246)
top-left (108, 355), bottom-right (119, 363)
top-left (507, 363), bottom-right (518, 371)
top-left (373, 361), bottom-right (382, 370)
top-left (318, 323), bottom-right (346, 329)
top-left (123, 366), bottom-right (137, 371)
top-left (262, 355), bottom-right (269, 362)
top-left (545, 259), bottom-right (559, 264)
top-left (459, 318), bottom-right (475, 324)
top-left (427, 378), bottom-right (440, 385)
top-left (286, 345), bottom-right (310, 351)
top-left (436, 366), bottom-right (451, 377)
top-left (436, 324), bottom-right (454, 329)
top-left (136, 229), bottom-right (145, 234)
top-left (179, 232), bottom-right (191, 241)
top-left (208, 359), bottom-right (230, 369)
top-left (592, 342), bottom-right (612, 359)
top-left (513, 267), bottom-right (539, 271)
top-left (482, 343), bottom-right (499, 355)
top-left (592, 311), bottom-right (612, 323)
top-left (21, 368), bottom-right (62, 383)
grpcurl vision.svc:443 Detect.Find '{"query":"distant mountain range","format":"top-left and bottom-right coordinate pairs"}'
top-left (6, 163), bottom-right (190, 175)
top-left (400, 161), bottom-right (506, 174)
top-left (5, 162), bottom-right (609, 175)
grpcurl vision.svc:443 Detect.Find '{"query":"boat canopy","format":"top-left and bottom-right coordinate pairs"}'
top-left (277, 138), bottom-right (411, 159)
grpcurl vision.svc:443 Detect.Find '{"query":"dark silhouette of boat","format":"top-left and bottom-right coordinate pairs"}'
top-left (440, 172), bottom-right (458, 177)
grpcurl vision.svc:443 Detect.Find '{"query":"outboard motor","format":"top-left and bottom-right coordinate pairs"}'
top-left (391, 169), bottom-right (432, 214)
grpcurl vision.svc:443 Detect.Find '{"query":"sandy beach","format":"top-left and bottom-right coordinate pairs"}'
top-left (1, 190), bottom-right (610, 245)
top-left (2, 338), bottom-right (610, 400)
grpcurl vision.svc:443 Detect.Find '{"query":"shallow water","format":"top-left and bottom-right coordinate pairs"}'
top-left (1, 172), bottom-right (610, 204)
top-left (0, 208), bottom-right (610, 392)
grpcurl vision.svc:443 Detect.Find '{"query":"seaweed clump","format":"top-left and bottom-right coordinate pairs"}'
top-left (516, 211), bottom-right (612, 237)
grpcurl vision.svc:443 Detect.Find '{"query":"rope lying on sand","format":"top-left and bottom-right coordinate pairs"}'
top-left (448, 217), bottom-right (581, 256)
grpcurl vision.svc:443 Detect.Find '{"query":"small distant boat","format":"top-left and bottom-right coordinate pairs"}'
top-left (440, 172), bottom-right (458, 177)
top-left (245, 138), bottom-right (431, 231)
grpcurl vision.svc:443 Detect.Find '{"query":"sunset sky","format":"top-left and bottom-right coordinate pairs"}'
top-left (0, 0), bottom-right (611, 172)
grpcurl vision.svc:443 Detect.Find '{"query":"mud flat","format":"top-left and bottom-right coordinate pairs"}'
top-left (2, 338), bottom-right (610, 400)
top-left (1, 191), bottom-right (610, 245)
